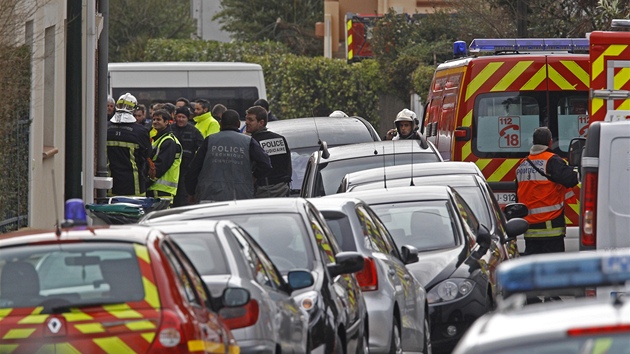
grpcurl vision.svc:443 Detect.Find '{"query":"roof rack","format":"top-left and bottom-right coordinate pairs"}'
top-left (468, 38), bottom-right (589, 53)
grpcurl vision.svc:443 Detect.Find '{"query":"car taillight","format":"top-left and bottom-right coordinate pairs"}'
top-left (149, 309), bottom-right (184, 351)
top-left (355, 257), bottom-right (378, 291)
top-left (220, 299), bottom-right (259, 329)
top-left (568, 324), bottom-right (630, 336)
top-left (581, 171), bottom-right (598, 247)
top-left (584, 287), bottom-right (597, 297)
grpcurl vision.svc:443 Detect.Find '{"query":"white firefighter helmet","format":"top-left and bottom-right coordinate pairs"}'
top-left (395, 108), bottom-right (416, 123)
top-left (115, 93), bottom-right (137, 113)
top-left (329, 110), bottom-right (349, 118)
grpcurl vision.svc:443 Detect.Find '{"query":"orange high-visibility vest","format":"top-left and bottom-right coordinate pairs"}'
top-left (515, 151), bottom-right (566, 225)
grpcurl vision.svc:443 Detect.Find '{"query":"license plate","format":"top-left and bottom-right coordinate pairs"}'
top-left (494, 192), bottom-right (516, 205)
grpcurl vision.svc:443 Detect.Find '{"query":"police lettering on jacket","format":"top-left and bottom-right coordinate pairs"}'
top-left (259, 138), bottom-right (287, 155)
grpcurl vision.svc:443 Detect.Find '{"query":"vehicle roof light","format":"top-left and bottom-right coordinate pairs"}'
top-left (469, 38), bottom-right (589, 53)
top-left (497, 249), bottom-right (630, 297)
top-left (453, 40), bottom-right (467, 58)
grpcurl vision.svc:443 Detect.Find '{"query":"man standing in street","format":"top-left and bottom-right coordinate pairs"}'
top-left (193, 99), bottom-right (220, 138)
top-left (245, 105), bottom-right (292, 197)
top-left (515, 127), bottom-right (578, 255)
top-left (186, 109), bottom-right (271, 203)
top-left (172, 106), bottom-right (203, 207)
top-left (146, 109), bottom-right (182, 202)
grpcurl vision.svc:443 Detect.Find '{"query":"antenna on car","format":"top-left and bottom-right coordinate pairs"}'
top-left (313, 117), bottom-right (330, 159)
top-left (410, 140), bottom-right (415, 186)
top-left (52, 169), bottom-right (61, 237)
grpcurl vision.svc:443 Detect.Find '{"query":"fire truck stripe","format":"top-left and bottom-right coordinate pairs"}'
top-left (18, 308), bottom-right (47, 324)
top-left (134, 244), bottom-right (150, 264)
top-left (592, 98), bottom-right (604, 116)
top-left (619, 100), bottom-right (630, 110)
top-left (126, 320), bottom-right (156, 331)
top-left (466, 62), bottom-right (503, 101)
top-left (63, 310), bottom-right (92, 322)
top-left (93, 337), bottom-right (136, 354)
top-left (593, 45), bottom-right (628, 79)
top-left (75, 323), bottom-right (105, 333)
top-left (561, 61), bottom-right (589, 87)
top-left (488, 159), bottom-right (519, 181)
top-left (0, 344), bottom-right (18, 353)
top-left (0, 309), bottom-right (11, 321)
top-left (141, 332), bottom-right (155, 343)
top-left (615, 68), bottom-right (630, 89)
top-left (143, 277), bottom-right (160, 309)
top-left (548, 65), bottom-right (576, 90)
top-left (462, 110), bottom-right (472, 126)
top-left (3, 328), bottom-right (36, 339)
top-left (475, 159), bottom-right (491, 171)
top-left (56, 342), bottom-right (81, 353)
top-left (462, 141), bottom-right (471, 160)
top-left (520, 66), bottom-right (546, 90)
top-left (102, 304), bottom-right (143, 319)
top-left (491, 61), bottom-right (533, 92)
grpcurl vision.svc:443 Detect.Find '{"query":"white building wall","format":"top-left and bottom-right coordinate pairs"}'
top-left (192, 0), bottom-right (232, 42)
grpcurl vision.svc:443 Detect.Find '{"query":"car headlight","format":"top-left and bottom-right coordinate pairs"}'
top-left (427, 278), bottom-right (475, 304)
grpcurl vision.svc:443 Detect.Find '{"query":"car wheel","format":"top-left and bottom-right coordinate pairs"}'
top-left (422, 317), bottom-right (432, 354)
top-left (388, 320), bottom-right (402, 354)
top-left (334, 332), bottom-right (344, 354)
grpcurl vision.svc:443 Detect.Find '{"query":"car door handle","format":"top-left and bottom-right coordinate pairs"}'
top-left (388, 268), bottom-right (396, 277)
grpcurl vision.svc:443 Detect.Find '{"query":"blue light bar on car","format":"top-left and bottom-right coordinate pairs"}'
top-left (469, 38), bottom-right (589, 53)
top-left (497, 249), bottom-right (630, 297)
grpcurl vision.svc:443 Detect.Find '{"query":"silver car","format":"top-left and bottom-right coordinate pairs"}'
top-left (309, 197), bottom-right (431, 354)
top-left (147, 220), bottom-right (311, 354)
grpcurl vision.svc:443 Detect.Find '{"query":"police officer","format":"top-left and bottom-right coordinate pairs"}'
top-left (146, 109), bottom-right (182, 202)
top-left (171, 106), bottom-right (204, 207)
top-left (516, 127), bottom-right (578, 255)
top-left (385, 109), bottom-right (422, 140)
top-left (185, 110), bottom-right (271, 203)
top-left (107, 93), bottom-right (151, 196)
top-left (245, 105), bottom-right (292, 197)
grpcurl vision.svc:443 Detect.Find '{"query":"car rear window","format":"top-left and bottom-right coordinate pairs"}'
top-left (371, 200), bottom-right (457, 251)
top-left (0, 243), bottom-right (146, 309)
top-left (171, 233), bottom-right (229, 276)
top-left (318, 153), bottom-right (440, 196)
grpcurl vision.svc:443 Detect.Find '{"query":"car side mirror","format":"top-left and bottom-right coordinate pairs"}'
top-left (568, 137), bottom-right (586, 168)
top-left (287, 270), bottom-right (314, 291)
top-left (221, 287), bottom-right (250, 308)
top-left (327, 252), bottom-right (364, 278)
top-left (505, 218), bottom-right (529, 240)
top-left (503, 203), bottom-right (528, 220)
top-left (472, 224), bottom-right (492, 259)
top-left (400, 245), bottom-right (419, 264)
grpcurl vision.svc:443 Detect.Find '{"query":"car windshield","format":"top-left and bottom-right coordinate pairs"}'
top-left (171, 233), bottom-right (229, 276)
top-left (490, 334), bottom-right (630, 354)
top-left (317, 153), bottom-right (439, 196)
top-left (0, 243), bottom-right (146, 310)
top-left (370, 200), bottom-right (457, 251)
top-left (214, 213), bottom-right (314, 273)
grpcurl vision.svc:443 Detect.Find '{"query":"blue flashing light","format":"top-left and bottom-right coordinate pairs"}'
top-left (469, 38), bottom-right (589, 53)
top-left (453, 41), bottom-right (467, 58)
top-left (498, 250), bottom-right (630, 297)
top-left (65, 198), bottom-right (87, 226)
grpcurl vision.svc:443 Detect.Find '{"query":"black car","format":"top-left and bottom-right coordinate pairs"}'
top-left (267, 117), bottom-right (380, 194)
top-left (300, 139), bottom-right (443, 198)
top-left (327, 185), bottom-right (506, 353)
top-left (141, 198), bottom-right (369, 354)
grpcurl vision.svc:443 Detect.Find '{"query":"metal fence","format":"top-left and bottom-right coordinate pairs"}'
top-left (0, 118), bottom-right (30, 233)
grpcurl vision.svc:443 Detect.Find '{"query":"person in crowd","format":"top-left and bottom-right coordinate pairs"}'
top-left (385, 108), bottom-right (423, 140)
top-left (107, 96), bottom-right (116, 120)
top-left (146, 109), bottom-right (182, 202)
top-left (245, 105), bottom-right (292, 197)
top-left (171, 106), bottom-right (204, 207)
top-left (185, 109), bottom-right (271, 203)
top-left (253, 98), bottom-right (278, 121)
top-left (176, 97), bottom-right (191, 110)
top-left (212, 104), bottom-right (227, 123)
top-left (134, 104), bottom-right (151, 130)
top-left (193, 99), bottom-right (220, 138)
top-left (107, 93), bottom-right (151, 196)
top-left (516, 127), bottom-right (579, 255)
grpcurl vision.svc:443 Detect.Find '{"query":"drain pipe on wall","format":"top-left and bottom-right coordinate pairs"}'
top-left (95, 0), bottom-right (112, 203)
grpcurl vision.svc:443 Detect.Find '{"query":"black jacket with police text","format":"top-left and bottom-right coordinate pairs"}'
top-left (251, 127), bottom-right (292, 185)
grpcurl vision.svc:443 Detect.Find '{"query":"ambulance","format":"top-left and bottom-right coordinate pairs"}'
top-left (423, 38), bottom-right (590, 251)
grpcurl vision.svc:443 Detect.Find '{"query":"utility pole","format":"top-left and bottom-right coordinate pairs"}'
top-left (517, 0), bottom-right (528, 38)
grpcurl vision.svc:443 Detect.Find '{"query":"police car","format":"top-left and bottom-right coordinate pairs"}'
top-left (453, 250), bottom-right (630, 354)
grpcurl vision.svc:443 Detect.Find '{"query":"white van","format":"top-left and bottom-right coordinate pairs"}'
top-left (569, 119), bottom-right (630, 251)
top-left (108, 62), bottom-right (267, 116)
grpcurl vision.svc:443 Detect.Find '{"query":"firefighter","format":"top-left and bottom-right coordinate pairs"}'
top-left (385, 109), bottom-right (422, 140)
top-left (146, 109), bottom-right (182, 203)
top-left (107, 93), bottom-right (151, 196)
top-left (515, 127), bottom-right (578, 255)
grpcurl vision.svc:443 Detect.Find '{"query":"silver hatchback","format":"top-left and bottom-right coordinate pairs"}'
top-left (310, 197), bottom-right (431, 354)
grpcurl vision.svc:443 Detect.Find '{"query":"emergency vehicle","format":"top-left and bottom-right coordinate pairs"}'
top-left (345, 13), bottom-right (380, 62)
top-left (423, 38), bottom-right (591, 251)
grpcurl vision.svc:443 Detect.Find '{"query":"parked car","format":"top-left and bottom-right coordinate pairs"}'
top-left (339, 161), bottom-right (528, 258)
top-left (301, 139), bottom-right (443, 198)
top-left (0, 225), bottom-right (243, 353)
top-left (309, 197), bottom-right (431, 354)
top-left (267, 117), bottom-right (381, 195)
top-left (328, 185), bottom-right (507, 353)
top-left (454, 249), bottom-right (630, 354)
top-left (146, 220), bottom-right (311, 354)
top-left (141, 198), bottom-right (370, 354)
